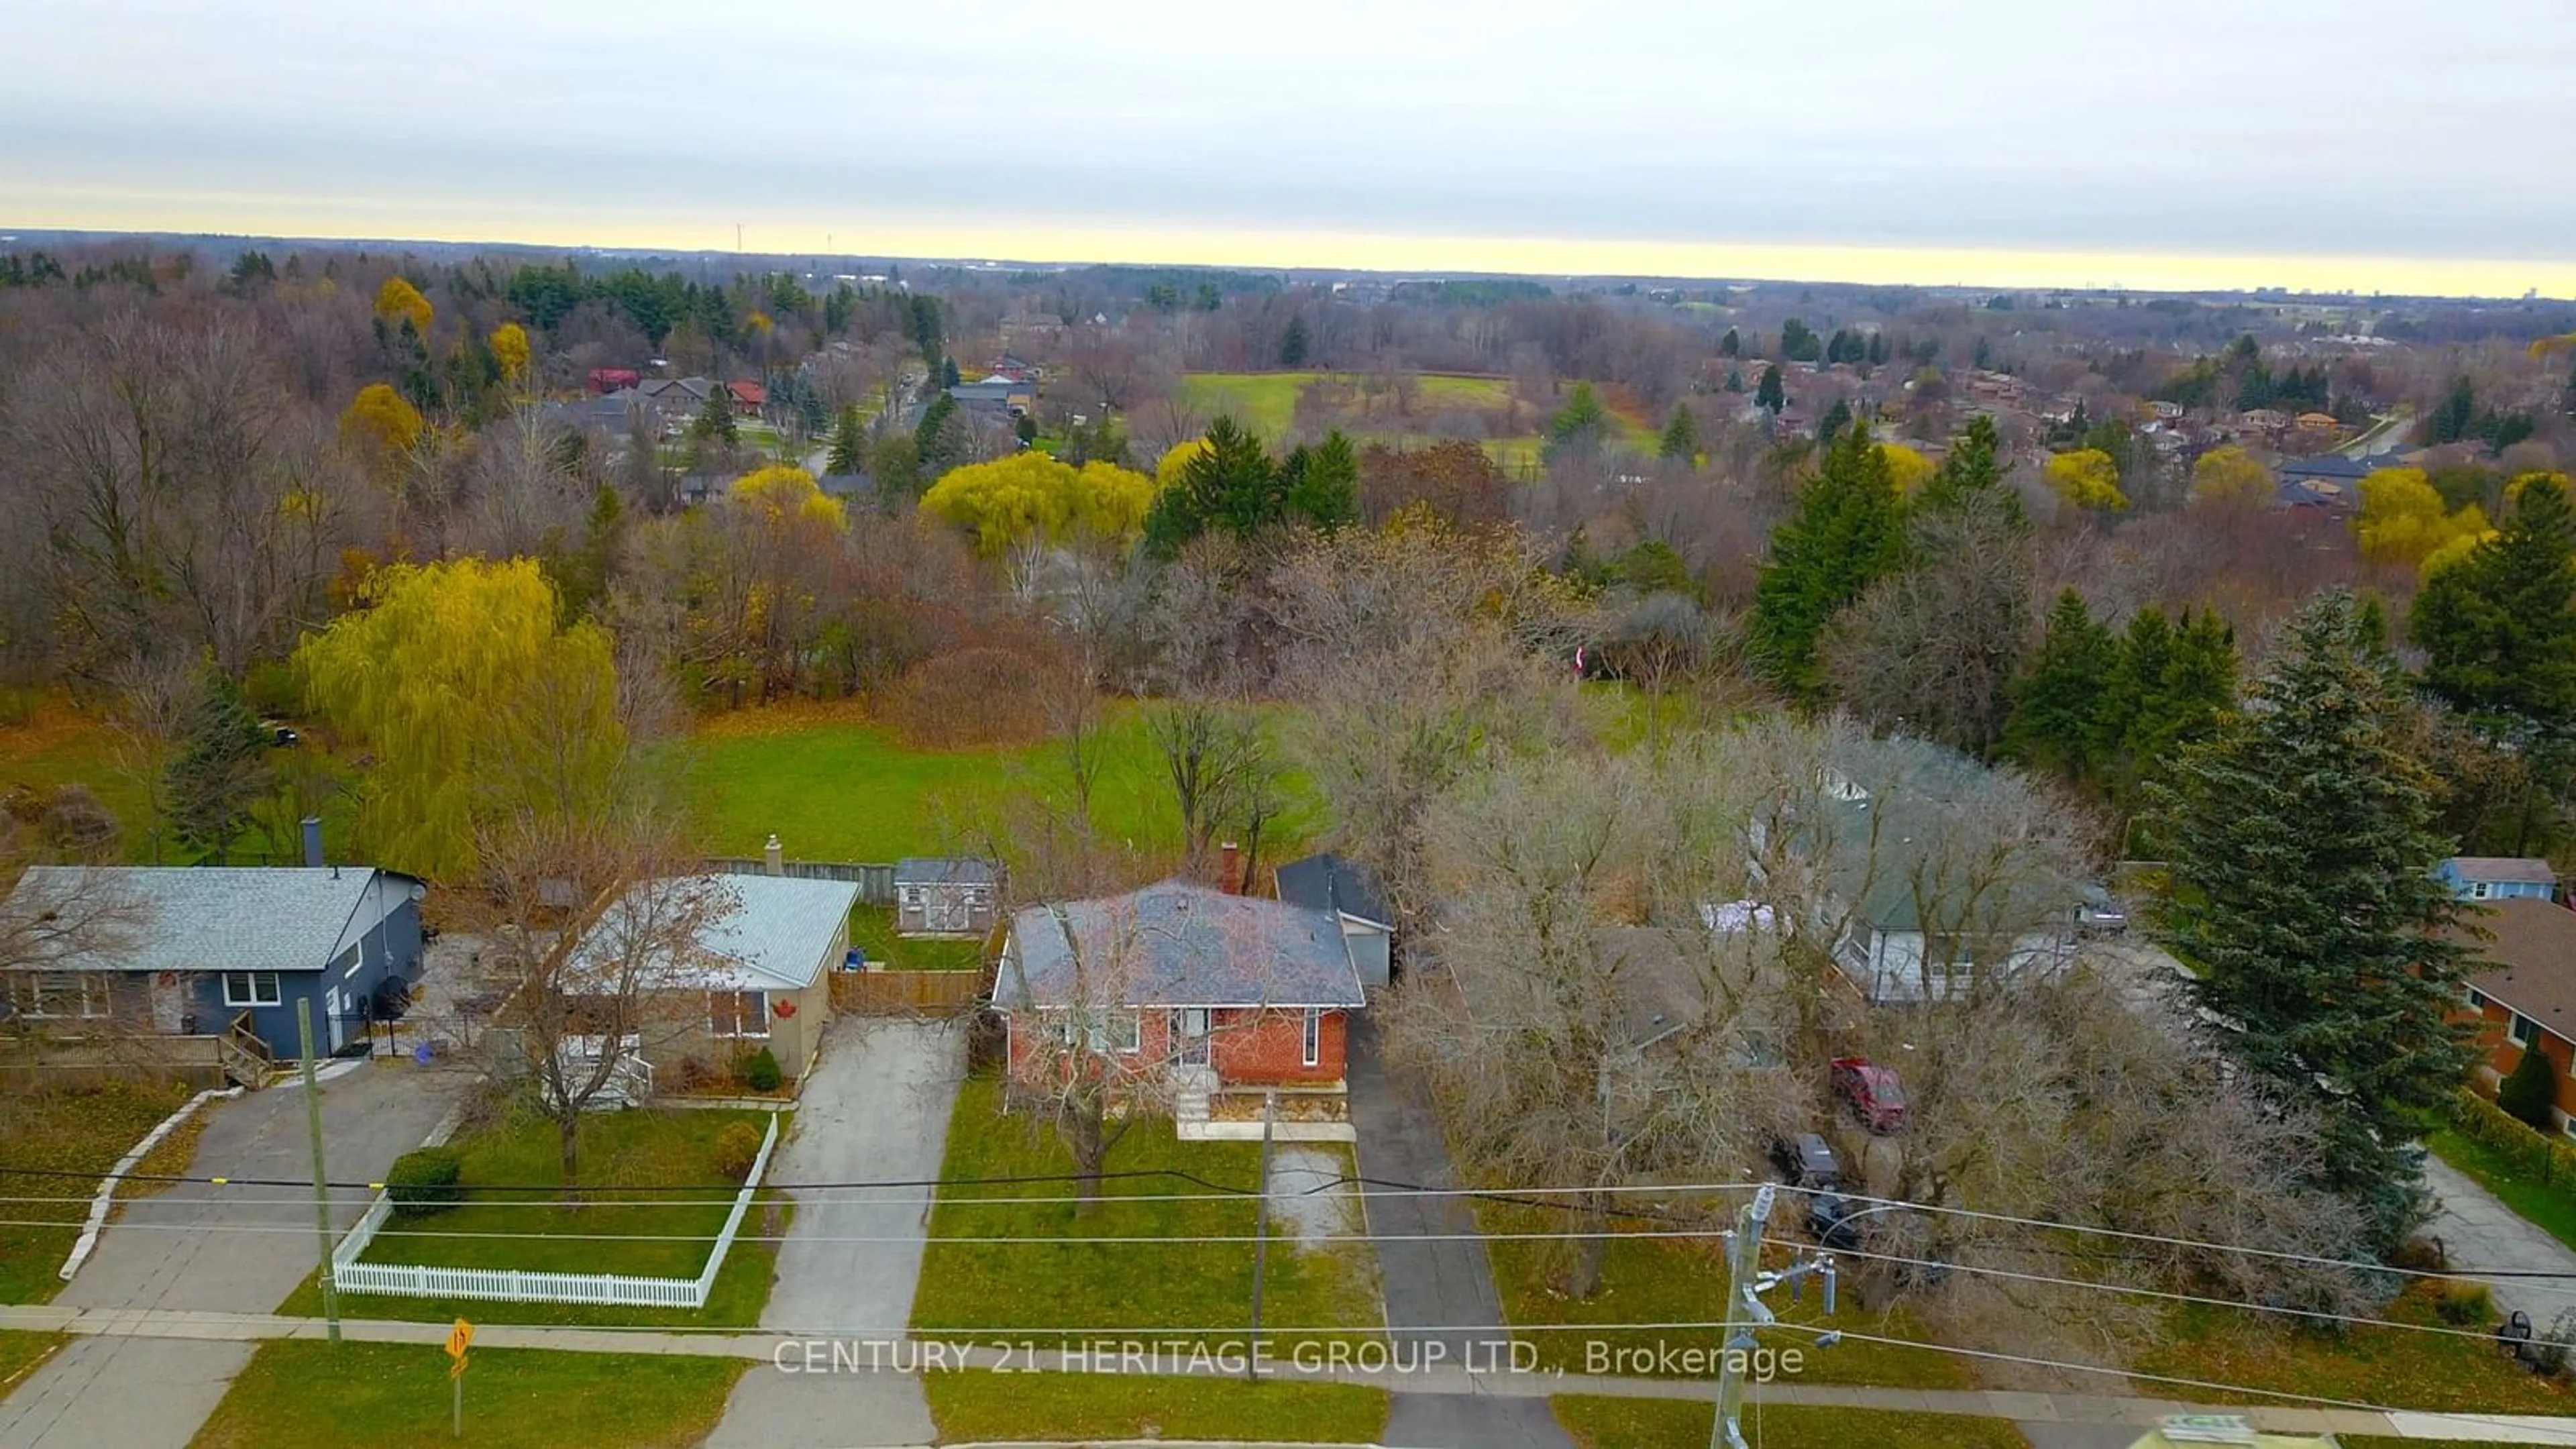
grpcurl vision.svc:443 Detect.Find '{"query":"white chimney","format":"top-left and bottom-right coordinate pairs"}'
top-left (763, 833), bottom-right (784, 876)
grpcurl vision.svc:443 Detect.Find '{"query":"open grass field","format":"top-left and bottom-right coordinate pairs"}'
top-left (1552, 1397), bottom-right (2029, 1448)
top-left (0, 1080), bottom-right (197, 1304)
top-left (2134, 1283), bottom-right (2575, 1413)
top-left (1481, 1201), bottom-right (1972, 1390)
top-left (290, 1107), bottom-right (785, 1328)
top-left (679, 700), bottom-right (1326, 871)
top-left (923, 1372), bottom-right (1389, 1444)
top-left (911, 1074), bottom-right (1383, 1353)
top-left (189, 1341), bottom-right (745, 1449)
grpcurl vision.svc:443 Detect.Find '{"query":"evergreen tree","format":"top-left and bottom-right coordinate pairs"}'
top-left (1142, 415), bottom-right (1279, 559)
top-left (2498, 1042), bottom-right (2560, 1132)
top-left (1866, 331), bottom-right (1888, 366)
top-left (940, 356), bottom-right (961, 389)
top-left (2424, 374), bottom-right (2477, 445)
top-left (2002, 590), bottom-right (2114, 777)
top-left (690, 386), bottom-right (737, 447)
top-left (2129, 609), bottom-right (2239, 769)
top-left (907, 294), bottom-right (944, 366)
top-left (1658, 404), bottom-right (1701, 463)
top-left (825, 404), bottom-right (868, 475)
top-left (1754, 364), bottom-right (1786, 415)
top-left (1284, 429), bottom-right (1358, 529)
top-left (167, 672), bottom-right (273, 864)
top-left (1816, 398), bottom-right (1854, 445)
top-left (1779, 318), bottom-right (1821, 362)
top-left (1723, 369), bottom-right (1745, 394)
top-left (2093, 606), bottom-right (2174, 773)
top-left (1746, 425), bottom-right (1906, 698)
top-left (2412, 475), bottom-right (2576, 732)
top-left (2149, 590), bottom-right (2473, 1251)
top-left (912, 393), bottom-right (970, 487)
top-left (1548, 382), bottom-right (1610, 447)
top-left (1719, 327), bottom-right (1741, 358)
top-left (1279, 315), bottom-right (1311, 368)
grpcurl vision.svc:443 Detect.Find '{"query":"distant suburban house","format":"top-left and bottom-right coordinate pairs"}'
top-left (586, 368), bottom-right (641, 394)
top-left (894, 857), bottom-right (1000, 938)
top-left (0, 865), bottom-right (426, 1077)
top-left (1274, 853), bottom-right (1393, 989)
top-left (724, 379), bottom-right (767, 413)
top-left (2439, 856), bottom-right (2559, 904)
top-left (2450, 898), bottom-right (2576, 1135)
top-left (564, 872), bottom-right (858, 1085)
top-left (995, 879), bottom-right (1368, 1140)
top-left (947, 376), bottom-right (1034, 417)
top-left (1750, 739), bottom-right (2080, 1004)
top-left (2274, 453), bottom-right (2371, 510)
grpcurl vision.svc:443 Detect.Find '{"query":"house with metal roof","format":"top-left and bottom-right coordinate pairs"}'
top-left (996, 879), bottom-right (1366, 1140)
top-left (564, 871), bottom-right (860, 1084)
top-left (0, 865), bottom-right (427, 1077)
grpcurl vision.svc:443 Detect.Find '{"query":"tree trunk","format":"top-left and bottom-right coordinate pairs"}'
top-left (557, 1110), bottom-right (582, 1203)
top-left (1563, 1188), bottom-right (1609, 1300)
top-left (1069, 1098), bottom-right (1106, 1219)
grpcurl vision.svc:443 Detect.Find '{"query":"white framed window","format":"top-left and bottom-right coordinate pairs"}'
top-left (2511, 1014), bottom-right (2539, 1048)
top-left (2467, 987), bottom-right (2490, 1010)
top-left (221, 971), bottom-right (281, 1008)
top-left (708, 989), bottom-right (769, 1038)
top-left (2472, 881), bottom-right (2495, 900)
top-left (1081, 1009), bottom-right (1140, 1055)
top-left (9, 972), bottom-right (109, 1020)
top-left (2563, 1118), bottom-right (2576, 1140)
top-left (1301, 1007), bottom-right (1322, 1068)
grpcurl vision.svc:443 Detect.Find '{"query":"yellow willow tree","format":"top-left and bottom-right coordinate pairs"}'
top-left (2043, 448), bottom-right (2130, 511)
top-left (374, 276), bottom-right (433, 335)
top-left (489, 322), bottom-right (532, 389)
top-left (295, 557), bottom-right (625, 879)
top-left (2355, 467), bottom-right (2489, 569)
top-left (338, 383), bottom-right (424, 484)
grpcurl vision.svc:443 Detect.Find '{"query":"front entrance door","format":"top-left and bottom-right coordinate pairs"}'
top-left (1173, 1008), bottom-right (1212, 1067)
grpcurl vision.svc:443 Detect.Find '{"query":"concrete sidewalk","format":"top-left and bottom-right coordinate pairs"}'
top-left (9, 1305), bottom-right (2576, 1444)
top-left (0, 1062), bottom-right (461, 1449)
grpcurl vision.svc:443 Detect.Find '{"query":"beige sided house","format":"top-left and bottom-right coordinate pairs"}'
top-left (570, 872), bottom-right (857, 1085)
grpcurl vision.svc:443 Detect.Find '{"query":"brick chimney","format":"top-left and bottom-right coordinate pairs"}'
top-left (763, 833), bottom-right (784, 876)
top-left (1218, 842), bottom-right (1242, 896)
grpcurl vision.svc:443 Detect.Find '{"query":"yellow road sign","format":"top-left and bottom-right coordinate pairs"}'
top-left (445, 1320), bottom-right (473, 1361)
top-left (449, 1354), bottom-right (468, 1379)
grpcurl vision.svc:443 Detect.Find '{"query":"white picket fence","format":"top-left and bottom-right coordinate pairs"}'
top-left (332, 1112), bottom-right (782, 1309)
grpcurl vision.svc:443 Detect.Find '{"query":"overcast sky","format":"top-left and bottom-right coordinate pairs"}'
top-left (7, 0), bottom-right (2573, 294)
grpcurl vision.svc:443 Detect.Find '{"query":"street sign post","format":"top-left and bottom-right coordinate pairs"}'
top-left (445, 1320), bottom-right (473, 1437)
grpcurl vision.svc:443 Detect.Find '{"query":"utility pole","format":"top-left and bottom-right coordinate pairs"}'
top-left (1246, 1089), bottom-right (1278, 1383)
top-left (298, 998), bottom-right (341, 1342)
top-left (1708, 1183), bottom-right (1836, 1449)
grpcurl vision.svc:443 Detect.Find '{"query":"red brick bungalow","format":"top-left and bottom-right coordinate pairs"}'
top-left (2451, 898), bottom-right (2576, 1136)
top-left (995, 878), bottom-right (1366, 1142)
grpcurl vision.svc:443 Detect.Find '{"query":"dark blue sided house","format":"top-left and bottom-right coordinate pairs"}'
top-left (0, 865), bottom-right (427, 1069)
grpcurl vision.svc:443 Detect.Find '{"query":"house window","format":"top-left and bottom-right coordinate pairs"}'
top-left (708, 990), bottom-right (769, 1038)
top-left (2472, 881), bottom-right (2495, 900)
top-left (1301, 1008), bottom-right (1322, 1068)
top-left (9, 972), bottom-right (109, 1020)
top-left (221, 972), bottom-right (282, 1008)
top-left (1083, 1009), bottom-right (1141, 1055)
top-left (2511, 1014), bottom-right (2539, 1048)
top-left (2467, 987), bottom-right (2489, 1011)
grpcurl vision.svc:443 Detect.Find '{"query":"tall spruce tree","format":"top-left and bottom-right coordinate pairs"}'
top-left (1285, 429), bottom-right (1359, 529)
top-left (1754, 364), bottom-right (1786, 415)
top-left (825, 404), bottom-right (867, 475)
top-left (2412, 474), bottom-right (2576, 732)
top-left (1658, 404), bottom-right (1701, 463)
top-left (1746, 424), bottom-right (1905, 698)
top-left (168, 672), bottom-right (274, 864)
top-left (2002, 590), bottom-right (2114, 777)
top-left (1142, 415), bottom-right (1279, 558)
top-left (2149, 590), bottom-right (2473, 1251)
top-left (1920, 413), bottom-right (2007, 513)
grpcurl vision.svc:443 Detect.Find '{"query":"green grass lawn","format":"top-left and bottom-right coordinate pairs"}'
top-left (848, 904), bottom-right (985, 971)
top-left (2133, 1284), bottom-right (2575, 1413)
top-left (912, 1075), bottom-right (1382, 1354)
top-left (290, 1107), bottom-right (784, 1328)
top-left (0, 1331), bottom-right (62, 1391)
top-left (1483, 1203), bottom-right (1972, 1391)
top-left (0, 1080), bottom-right (197, 1304)
top-left (1552, 1397), bottom-right (2029, 1449)
top-left (680, 700), bottom-right (1324, 871)
top-left (0, 698), bottom-right (361, 865)
top-left (924, 1371), bottom-right (1389, 1443)
top-left (2427, 1126), bottom-right (2576, 1253)
top-left (189, 1341), bottom-right (744, 1449)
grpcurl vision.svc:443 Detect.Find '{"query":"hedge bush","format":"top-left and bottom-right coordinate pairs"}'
top-left (384, 1146), bottom-right (464, 1218)
top-left (2449, 1087), bottom-right (2576, 1187)
top-left (712, 1122), bottom-right (764, 1183)
top-left (745, 1046), bottom-right (783, 1093)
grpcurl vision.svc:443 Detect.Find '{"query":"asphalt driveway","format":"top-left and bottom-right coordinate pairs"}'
top-left (707, 1016), bottom-right (965, 1449)
top-left (1, 1061), bottom-right (462, 1449)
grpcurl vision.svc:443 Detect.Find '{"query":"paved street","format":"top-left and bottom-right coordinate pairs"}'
top-left (1348, 1014), bottom-right (1575, 1449)
top-left (707, 1017), bottom-right (965, 1449)
top-left (0, 1061), bottom-right (462, 1449)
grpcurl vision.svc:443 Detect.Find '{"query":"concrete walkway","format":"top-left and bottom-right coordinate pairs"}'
top-left (7, 1305), bottom-right (2576, 1444)
top-left (1346, 1015), bottom-right (1573, 1449)
top-left (2424, 1154), bottom-right (2576, 1329)
top-left (0, 1061), bottom-right (462, 1449)
top-left (707, 1018), bottom-right (966, 1449)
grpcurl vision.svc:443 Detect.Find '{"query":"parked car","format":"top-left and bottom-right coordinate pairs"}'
top-left (1770, 1132), bottom-right (1841, 1191)
top-left (1807, 1191), bottom-right (1862, 1250)
top-left (1807, 1195), bottom-right (1950, 1287)
top-left (2077, 883), bottom-right (2128, 936)
top-left (1831, 1056), bottom-right (1908, 1133)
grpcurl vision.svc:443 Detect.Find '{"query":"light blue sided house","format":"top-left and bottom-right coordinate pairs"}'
top-left (2438, 857), bottom-right (2559, 904)
top-left (0, 865), bottom-right (427, 1071)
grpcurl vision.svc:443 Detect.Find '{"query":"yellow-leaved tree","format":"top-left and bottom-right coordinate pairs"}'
top-left (1880, 442), bottom-right (1937, 498)
top-left (2355, 467), bottom-right (2490, 569)
top-left (2043, 449), bottom-right (2130, 511)
top-left (296, 557), bottom-right (624, 880)
top-left (339, 383), bottom-right (425, 482)
top-left (1157, 439), bottom-right (1210, 488)
top-left (2190, 445), bottom-right (2273, 511)
top-left (920, 454), bottom-right (1157, 555)
top-left (729, 464), bottom-right (848, 531)
top-left (490, 322), bottom-right (532, 387)
top-left (374, 276), bottom-right (433, 336)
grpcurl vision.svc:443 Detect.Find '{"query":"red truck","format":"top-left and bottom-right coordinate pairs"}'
top-left (1831, 1056), bottom-right (1909, 1134)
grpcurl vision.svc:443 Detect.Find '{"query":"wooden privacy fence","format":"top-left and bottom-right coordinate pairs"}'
top-left (702, 859), bottom-right (895, 903)
top-left (830, 969), bottom-right (989, 1016)
top-left (331, 1112), bottom-right (782, 1309)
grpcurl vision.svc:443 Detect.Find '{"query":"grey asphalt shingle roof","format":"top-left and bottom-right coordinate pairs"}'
top-left (1807, 739), bottom-right (2077, 936)
top-left (2449, 856), bottom-right (2559, 885)
top-left (1275, 853), bottom-right (1392, 930)
top-left (896, 857), bottom-right (998, 887)
top-left (568, 873), bottom-right (859, 993)
top-left (998, 880), bottom-right (1364, 1010)
top-left (2, 866), bottom-right (421, 975)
